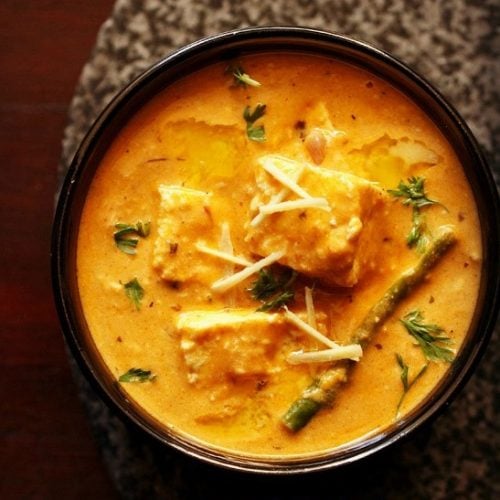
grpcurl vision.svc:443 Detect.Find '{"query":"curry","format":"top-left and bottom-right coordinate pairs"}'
top-left (77, 53), bottom-right (481, 457)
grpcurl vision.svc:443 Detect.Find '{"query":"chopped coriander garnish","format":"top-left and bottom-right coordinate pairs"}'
top-left (249, 267), bottom-right (296, 311)
top-left (113, 221), bottom-right (150, 254)
top-left (400, 310), bottom-right (455, 362)
top-left (388, 176), bottom-right (438, 209)
top-left (250, 268), bottom-right (282, 300)
top-left (115, 221), bottom-right (150, 237)
top-left (243, 103), bottom-right (266, 142)
top-left (388, 177), bottom-right (441, 252)
top-left (228, 64), bottom-right (262, 87)
top-left (249, 267), bottom-right (296, 300)
top-left (407, 208), bottom-right (431, 252)
top-left (257, 290), bottom-right (295, 312)
top-left (118, 368), bottom-right (156, 383)
top-left (115, 237), bottom-right (138, 254)
top-left (395, 354), bottom-right (427, 415)
top-left (124, 278), bottom-right (144, 310)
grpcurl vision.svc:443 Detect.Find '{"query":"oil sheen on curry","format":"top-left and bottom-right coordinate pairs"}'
top-left (77, 53), bottom-right (481, 457)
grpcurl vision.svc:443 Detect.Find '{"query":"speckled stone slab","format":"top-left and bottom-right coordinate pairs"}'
top-left (58, 1), bottom-right (499, 498)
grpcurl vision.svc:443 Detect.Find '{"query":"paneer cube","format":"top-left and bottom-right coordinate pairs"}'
top-left (246, 155), bottom-right (387, 287)
top-left (177, 309), bottom-right (287, 386)
top-left (153, 185), bottom-right (220, 285)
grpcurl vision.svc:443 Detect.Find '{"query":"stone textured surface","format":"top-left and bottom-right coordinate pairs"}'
top-left (58, 1), bottom-right (499, 498)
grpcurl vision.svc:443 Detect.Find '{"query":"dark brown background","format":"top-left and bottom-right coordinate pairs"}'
top-left (0, 1), bottom-right (118, 498)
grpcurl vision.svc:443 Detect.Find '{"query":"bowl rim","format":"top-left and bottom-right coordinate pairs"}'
top-left (52, 26), bottom-right (500, 474)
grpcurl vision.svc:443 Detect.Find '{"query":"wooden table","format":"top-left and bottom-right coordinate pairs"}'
top-left (0, 2), bottom-right (119, 497)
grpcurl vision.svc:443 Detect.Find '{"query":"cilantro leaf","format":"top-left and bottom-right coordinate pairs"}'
top-left (388, 177), bottom-right (442, 252)
top-left (228, 64), bottom-right (262, 87)
top-left (118, 368), bottom-right (156, 383)
top-left (113, 221), bottom-right (150, 254)
top-left (249, 269), bottom-right (280, 300)
top-left (115, 237), bottom-right (139, 255)
top-left (407, 208), bottom-right (431, 252)
top-left (124, 278), bottom-right (144, 310)
top-left (395, 354), bottom-right (428, 415)
top-left (388, 177), bottom-right (438, 209)
top-left (400, 310), bottom-right (454, 362)
top-left (249, 267), bottom-right (296, 311)
top-left (243, 104), bottom-right (266, 142)
top-left (396, 353), bottom-right (410, 391)
top-left (257, 290), bottom-right (295, 312)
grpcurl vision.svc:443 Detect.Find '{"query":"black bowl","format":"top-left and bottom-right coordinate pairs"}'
top-left (52, 26), bottom-right (500, 473)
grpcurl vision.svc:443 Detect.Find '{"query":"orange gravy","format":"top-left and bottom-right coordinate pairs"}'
top-left (77, 54), bottom-right (481, 457)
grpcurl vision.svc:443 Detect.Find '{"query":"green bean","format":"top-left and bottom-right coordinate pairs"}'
top-left (282, 226), bottom-right (456, 432)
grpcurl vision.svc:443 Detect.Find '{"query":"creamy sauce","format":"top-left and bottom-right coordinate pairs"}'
top-left (77, 54), bottom-right (481, 457)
